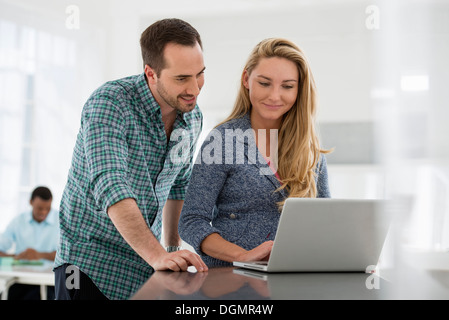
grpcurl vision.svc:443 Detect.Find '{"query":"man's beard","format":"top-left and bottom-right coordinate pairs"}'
top-left (156, 81), bottom-right (197, 113)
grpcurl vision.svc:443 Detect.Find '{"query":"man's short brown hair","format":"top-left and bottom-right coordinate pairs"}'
top-left (140, 18), bottom-right (203, 76)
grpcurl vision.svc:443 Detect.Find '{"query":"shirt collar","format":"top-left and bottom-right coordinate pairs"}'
top-left (135, 72), bottom-right (189, 127)
top-left (135, 73), bottom-right (160, 119)
top-left (27, 210), bottom-right (55, 225)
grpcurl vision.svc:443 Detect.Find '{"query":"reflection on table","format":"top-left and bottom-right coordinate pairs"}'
top-left (130, 266), bottom-right (387, 300)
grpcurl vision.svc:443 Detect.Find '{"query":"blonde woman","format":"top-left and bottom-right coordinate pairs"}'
top-left (179, 38), bottom-right (331, 267)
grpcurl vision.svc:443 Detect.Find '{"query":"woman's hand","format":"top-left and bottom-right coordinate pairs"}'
top-left (201, 233), bottom-right (274, 263)
top-left (234, 241), bottom-right (274, 262)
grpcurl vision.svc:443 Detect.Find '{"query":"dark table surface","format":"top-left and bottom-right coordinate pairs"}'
top-left (130, 266), bottom-right (388, 300)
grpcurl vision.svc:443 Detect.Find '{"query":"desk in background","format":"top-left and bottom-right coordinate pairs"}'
top-left (0, 258), bottom-right (54, 300)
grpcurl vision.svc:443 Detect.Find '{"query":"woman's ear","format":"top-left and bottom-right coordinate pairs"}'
top-left (144, 64), bottom-right (158, 85)
top-left (242, 69), bottom-right (250, 89)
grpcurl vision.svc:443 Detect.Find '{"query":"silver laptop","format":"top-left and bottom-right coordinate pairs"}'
top-left (233, 198), bottom-right (390, 272)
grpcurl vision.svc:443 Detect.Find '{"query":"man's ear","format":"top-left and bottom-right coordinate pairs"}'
top-left (144, 64), bottom-right (158, 85)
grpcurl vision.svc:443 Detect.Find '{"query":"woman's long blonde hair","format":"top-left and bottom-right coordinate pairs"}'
top-left (219, 38), bottom-right (330, 207)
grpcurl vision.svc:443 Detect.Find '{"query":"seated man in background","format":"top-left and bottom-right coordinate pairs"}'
top-left (0, 186), bottom-right (59, 299)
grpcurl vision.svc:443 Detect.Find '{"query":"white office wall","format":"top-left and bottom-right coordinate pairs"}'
top-left (0, 0), bottom-right (107, 230)
top-left (373, 0), bottom-right (449, 252)
top-left (105, 1), bottom-right (378, 125)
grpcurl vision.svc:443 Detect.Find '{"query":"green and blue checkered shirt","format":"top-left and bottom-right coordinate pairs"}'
top-left (54, 73), bottom-right (203, 300)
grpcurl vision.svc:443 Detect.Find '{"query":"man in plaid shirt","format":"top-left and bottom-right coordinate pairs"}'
top-left (54, 18), bottom-right (208, 300)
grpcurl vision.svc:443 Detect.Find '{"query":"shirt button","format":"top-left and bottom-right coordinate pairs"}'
top-left (230, 213), bottom-right (236, 219)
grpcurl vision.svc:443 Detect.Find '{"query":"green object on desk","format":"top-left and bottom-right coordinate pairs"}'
top-left (12, 259), bottom-right (44, 266)
top-left (0, 257), bottom-right (14, 266)
top-left (0, 257), bottom-right (44, 266)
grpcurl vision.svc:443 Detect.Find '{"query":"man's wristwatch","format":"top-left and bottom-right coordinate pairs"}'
top-left (166, 246), bottom-right (182, 252)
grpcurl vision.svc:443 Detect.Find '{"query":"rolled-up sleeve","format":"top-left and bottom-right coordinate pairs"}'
top-left (82, 96), bottom-right (137, 212)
